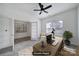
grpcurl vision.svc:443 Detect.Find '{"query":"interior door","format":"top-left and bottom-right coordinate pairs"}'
top-left (0, 17), bottom-right (12, 49)
top-left (31, 22), bottom-right (38, 40)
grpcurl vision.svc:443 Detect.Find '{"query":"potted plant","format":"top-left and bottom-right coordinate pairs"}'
top-left (63, 31), bottom-right (73, 46)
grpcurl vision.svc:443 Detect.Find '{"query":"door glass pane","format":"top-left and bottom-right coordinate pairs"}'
top-left (31, 22), bottom-right (38, 40)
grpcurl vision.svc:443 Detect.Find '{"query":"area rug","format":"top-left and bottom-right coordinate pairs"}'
top-left (59, 46), bottom-right (76, 56)
top-left (18, 47), bottom-right (33, 56)
top-left (18, 46), bottom-right (76, 56)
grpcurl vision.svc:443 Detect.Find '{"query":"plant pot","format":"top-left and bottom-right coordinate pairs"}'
top-left (65, 40), bottom-right (70, 46)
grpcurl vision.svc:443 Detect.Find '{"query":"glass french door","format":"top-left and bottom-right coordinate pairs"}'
top-left (31, 22), bottom-right (38, 40)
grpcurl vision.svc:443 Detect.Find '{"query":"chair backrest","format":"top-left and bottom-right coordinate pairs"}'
top-left (40, 33), bottom-right (46, 36)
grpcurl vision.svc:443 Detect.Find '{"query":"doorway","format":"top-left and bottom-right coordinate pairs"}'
top-left (14, 20), bottom-right (31, 44)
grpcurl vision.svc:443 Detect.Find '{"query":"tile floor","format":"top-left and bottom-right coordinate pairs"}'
top-left (0, 40), bottom-right (38, 56)
top-left (0, 40), bottom-right (77, 56)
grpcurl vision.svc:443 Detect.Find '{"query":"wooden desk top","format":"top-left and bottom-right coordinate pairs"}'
top-left (33, 36), bottom-right (63, 56)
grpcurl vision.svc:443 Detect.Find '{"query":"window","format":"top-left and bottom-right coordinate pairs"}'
top-left (46, 20), bottom-right (63, 36)
top-left (46, 22), bottom-right (52, 33)
top-left (15, 20), bottom-right (27, 33)
top-left (52, 20), bottom-right (63, 30)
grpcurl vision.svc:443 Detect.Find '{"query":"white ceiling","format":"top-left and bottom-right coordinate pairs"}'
top-left (0, 3), bottom-right (79, 19)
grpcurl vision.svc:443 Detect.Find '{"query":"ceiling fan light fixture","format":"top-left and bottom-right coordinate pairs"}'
top-left (34, 3), bottom-right (52, 15)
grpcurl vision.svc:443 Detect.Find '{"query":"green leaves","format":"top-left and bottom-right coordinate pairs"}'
top-left (63, 31), bottom-right (73, 40)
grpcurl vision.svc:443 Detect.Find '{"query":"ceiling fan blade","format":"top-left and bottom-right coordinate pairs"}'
top-left (43, 10), bottom-right (48, 13)
top-left (44, 5), bottom-right (52, 10)
top-left (34, 9), bottom-right (41, 11)
top-left (39, 3), bottom-right (43, 9)
top-left (39, 11), bottom-right (42, 15)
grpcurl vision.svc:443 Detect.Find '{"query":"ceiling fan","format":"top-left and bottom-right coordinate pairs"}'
top-left (34, 3), bottom-right (52, 15)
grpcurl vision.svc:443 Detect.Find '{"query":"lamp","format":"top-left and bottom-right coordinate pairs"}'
top-left (51, 28), bottom-right (55, 39)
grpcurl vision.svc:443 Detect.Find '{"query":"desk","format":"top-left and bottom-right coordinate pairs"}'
top-left (33, 37), bottom-right (64, 56)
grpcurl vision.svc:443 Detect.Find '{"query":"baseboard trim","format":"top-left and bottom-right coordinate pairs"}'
top-left (0, 46), bottom-right (13, 54)
top-left (14, 36), bottom-right (31, 44)
top-left (65, 44), bottom-right (77, 49)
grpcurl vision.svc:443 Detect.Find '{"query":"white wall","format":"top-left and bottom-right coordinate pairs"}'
top-left (41, 8), bottom-right (78, 45)
top-left (0, 4), bottom-right (41, 39)
top-left (0, 15), bottom-right (14, 49)
top-left (0, 4), bottom-right (41, 49)
top-left (77, 6), bottom-right (79, 45)
top-left (0, 16), bottom-right (40, 49)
